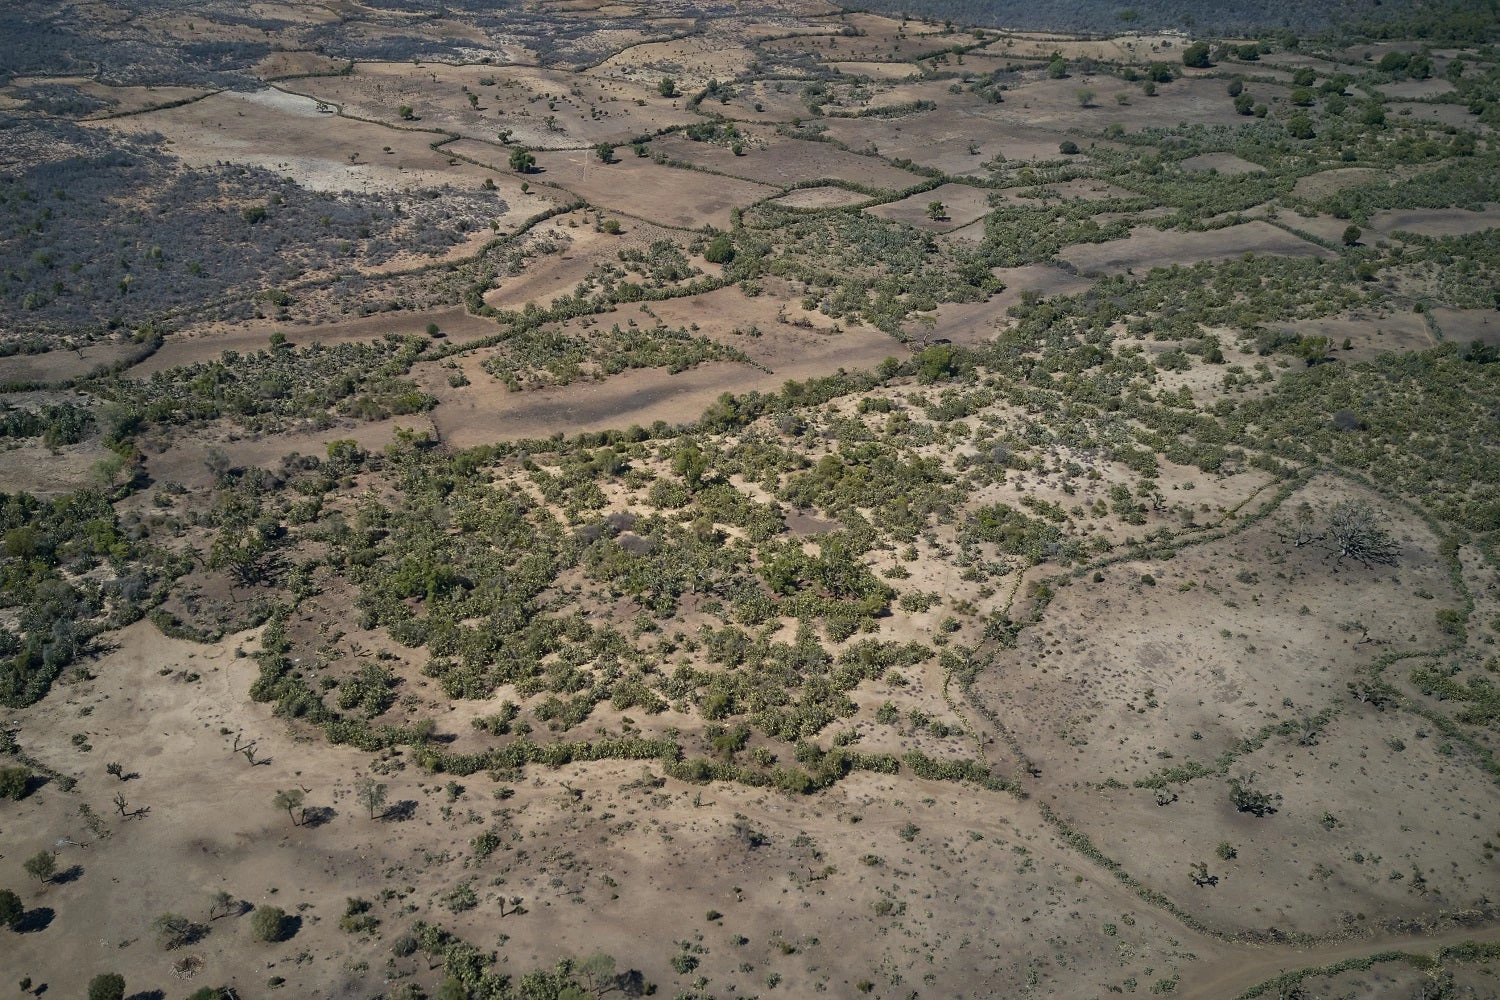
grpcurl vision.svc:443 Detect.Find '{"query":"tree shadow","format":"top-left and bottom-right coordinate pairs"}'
top-left (15, 906), bottom-right (54, 933)
top-left (300, 805), bottom-right (337, 828)
top-left (125, 991), bottom-right (165, 1000)
top-left (381, 800), bottom-right (418, 822)
top-left (50, 865), bottom-right (84, 885)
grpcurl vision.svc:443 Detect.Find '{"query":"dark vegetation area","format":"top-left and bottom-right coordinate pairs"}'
top-left (0, 128), bottom-right (502, 339)
top-left (851, 0), bottom-right (1500, 37)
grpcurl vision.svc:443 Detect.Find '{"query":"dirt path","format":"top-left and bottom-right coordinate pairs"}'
top-left (1181, 924), bottom-right (1500, 999)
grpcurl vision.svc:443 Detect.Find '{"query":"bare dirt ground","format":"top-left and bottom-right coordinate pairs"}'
top-left (521, 147), bottom-right (778, 229)
top-left (1370, 205), bottom-right (1500, 238)
top-left (866, 182), bottom-right (994, 231)
top-left (1182, 152), bottom-right (1265, 175)
top-left (97, 88), bottom-right (508, 198)
top-left (766, 186), bottom-right (872, 209)
top-left (654, 130), bottom-right (927, 190)
top-left (1433, 307), bottom-right (1500, 346)
top-left (5, 5), bottom-right (1500, 999)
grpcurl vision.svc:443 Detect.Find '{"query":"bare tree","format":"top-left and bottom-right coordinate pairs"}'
top-left (1325, 500), bottom-right (1399, 567)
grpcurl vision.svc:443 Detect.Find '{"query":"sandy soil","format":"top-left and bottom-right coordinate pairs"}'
top-left (1370, 205), bottom-right (1500, 238)
top-left (767, 186), bottom-right (872, 209)
top-left (866, 182), bottom-right (993, 231)
top-left (1182, 152), bottom-right (1265, 174)
top-left (654, 130), bottom-right (927, 190)
top-left (1060, 221), bottom-right (1332, 275)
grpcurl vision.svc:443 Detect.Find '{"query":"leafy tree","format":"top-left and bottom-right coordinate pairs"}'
top-left (1290, 86), bottom-right (1314, 106)
top-left (1046, 58), bottom-right (1067, 79)
top-left (398, 105), bottom-right (415, 120)
top-left (1075, 88), bottom-right (1095, 107)
top-left (1227, 79), bottom-right (1243, 97)
top-left (355, 776), bottom-right (388, 819)
top-left (595, 143), bottom-right (615, 164)
top-left (273, 788), bottom-right (305, 826)
top-left (509, 147), bottom-right (536, 174)
top-left (703, 233), bottom-right (734, 264)
top-left (0, 888), bottom-right (22, 929)
top-left (250, 905), bottom-right (291, 942)
top-left (1342, 225), bottom-right (1362, 246)
top-left (22, 851), bottom-right (54, 883)
top-left (1182, 41), bottom-right (1211, 68)
top-left (926, 201), bottom-right (947, 221)
top-left (88, 974), bottom-right (125, 1000)
top-left (1229, 775), bottom-right (1280, 816)
top-left (1058, 140), bottom-right (1079, 155)
top-left (1287, 113), bottom-right (1315, 139)
top-left (658, 77), bottom-right (677, 98)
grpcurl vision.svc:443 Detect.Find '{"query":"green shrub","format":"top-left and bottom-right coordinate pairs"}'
top-left (88, 974), bottom-right (125, 1000)
top-left (250, 905), bottom-right (291, 943)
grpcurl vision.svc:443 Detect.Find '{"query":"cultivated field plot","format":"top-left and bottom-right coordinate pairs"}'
top-left (1371, 205), bottom-right (1500, 238)
top-left (1182, 152), bottom-right (1265, 174)
top-left (977, 73), bottom-right (1282, 131)
top-left (1060, 221), bottom-right (1332, 274)
top-left (867, 181), bottom-right (994, 230)
top-left (818, 111), bottom-right (1050, 173)
top-left (533, 147), bottom-right (779, 227)
top-left (654, 130), bottom-right (928, 189)
top-left (766, 185), bottom-right (872, 208)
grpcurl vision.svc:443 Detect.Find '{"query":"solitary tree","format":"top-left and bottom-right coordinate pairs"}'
top-left (1047, 57), bottom-right (1067, 78)
top-left (0, 888), bottom-right (22, 929)
top-left (595, 142), bottom-right (616, 164)
top-left (355, 777), bottom-right (388, 819)
top-left (273, 789), bottom-right (306, 827)
top-left (1076, 87), bottom-right (1096, 107)
top-left (926, 200), bottom-right (947, 221)
top-left (1342, 224), bottom-right (1362, 246)
top-left (23, 851), bottom-right (55, 884)
top-left (1182, 41), bottom-right (1212, 68)
top-left (88, 974), bottom-right (126, 1000)
top-left (658, 76), bottom-right (677, 97)
top-left (508, 147), bottom-right (536, 174)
